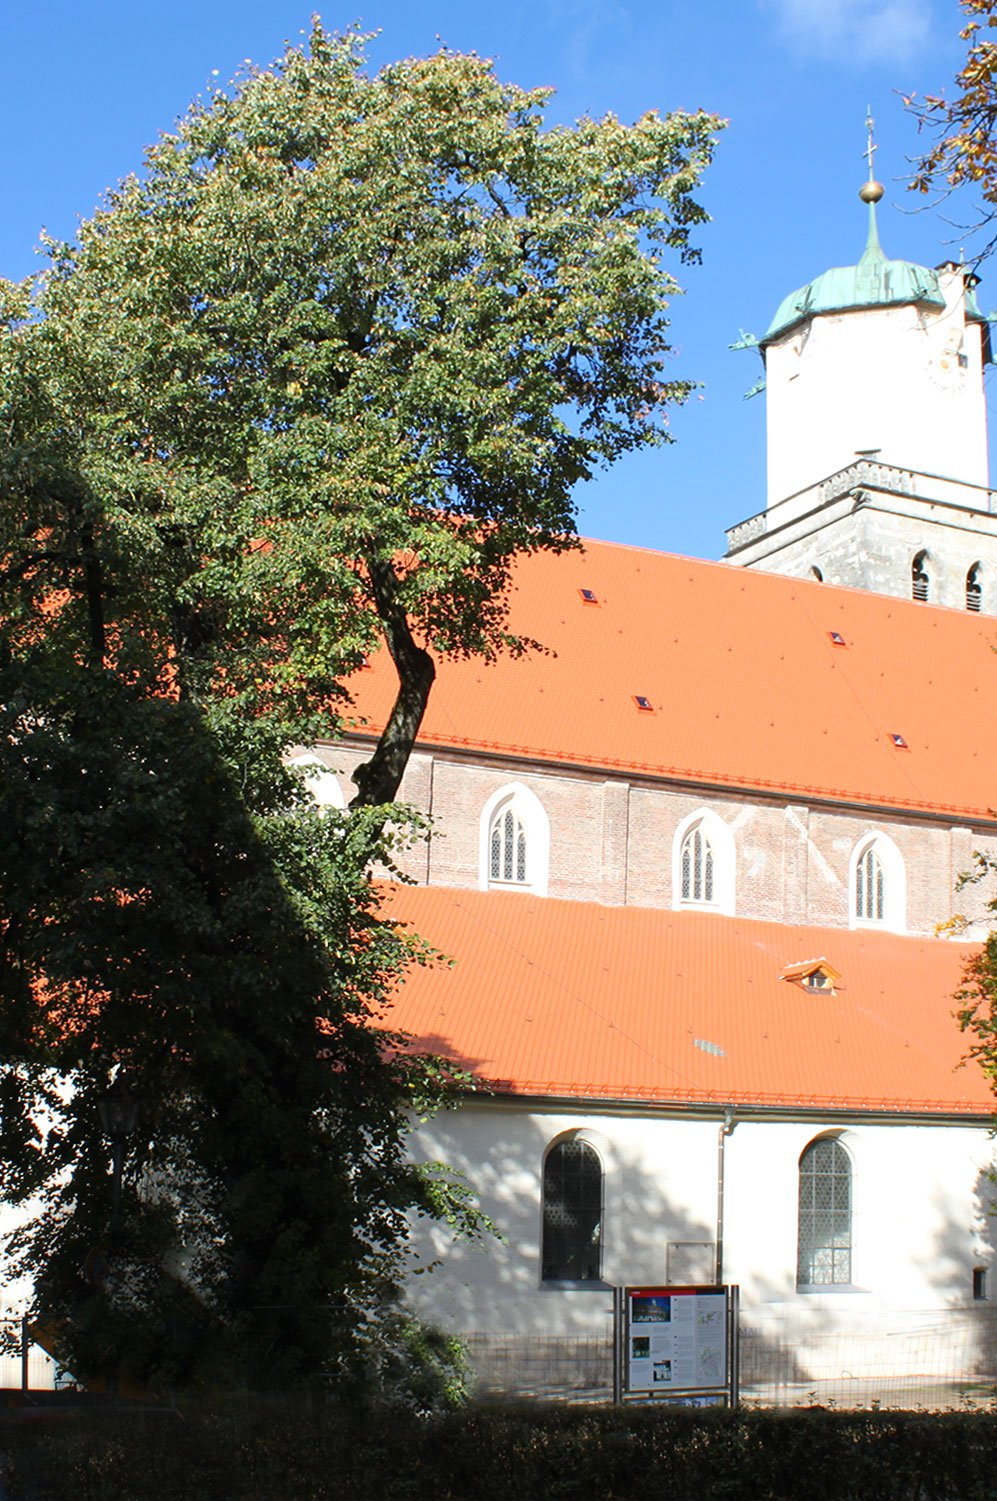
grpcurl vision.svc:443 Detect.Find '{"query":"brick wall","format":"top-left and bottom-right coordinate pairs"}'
top-left (312, 737), bottom-right (997, 937)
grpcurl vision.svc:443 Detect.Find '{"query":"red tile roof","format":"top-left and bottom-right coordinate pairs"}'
top-left (381, 885), bottom-right (991, 1117)
top-left (347, 541), bottom-right (997, 820)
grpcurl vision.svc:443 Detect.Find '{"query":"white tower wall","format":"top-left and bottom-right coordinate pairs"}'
top-left (765, 268), bottom-right (989, 518)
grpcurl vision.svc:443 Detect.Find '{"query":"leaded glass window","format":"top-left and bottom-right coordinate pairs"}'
top-left (542, 1140), bottom-right (602, 1282)
top-left (798, 1138), bottom-right (852, 1287)
top-left (489, 805), bottom-right (527, 884)
top-left (855, 844), bottom-right (885, 922)
top-left (680, 824), bottom-right (715, 905)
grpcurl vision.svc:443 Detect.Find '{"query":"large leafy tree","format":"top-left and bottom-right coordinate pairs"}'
top-left (7, 25), bottom-right (721, 803)
top-left (0, 26), bottom-right (721, 1390)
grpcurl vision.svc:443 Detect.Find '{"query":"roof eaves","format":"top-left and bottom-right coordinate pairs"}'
top-left (474, 1077), bottom-right (991, 1117)
top-left (342, 726), bottom-right (996, 825)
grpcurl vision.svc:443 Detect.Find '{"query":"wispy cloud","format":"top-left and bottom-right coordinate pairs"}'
top-left (765, 0), bottom-right (933, 66)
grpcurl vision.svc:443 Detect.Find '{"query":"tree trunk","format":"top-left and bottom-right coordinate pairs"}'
top-left (350, 558), bottom-right (435, 808)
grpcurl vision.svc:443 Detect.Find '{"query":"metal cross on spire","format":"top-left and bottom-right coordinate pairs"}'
top-left (859, 108), bottom-right (885, 208)
top-left (865, 108), bottom-right (877, 179)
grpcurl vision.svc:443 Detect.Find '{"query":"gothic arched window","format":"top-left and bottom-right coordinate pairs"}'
top-left (542, 1138), bottom-right (603, 1282)
top-left (286, 754), bottom-right (345, 812)
top-left (967, 562), bottom-right (983, 613)
top-left (681, 822), bottom-right (715, 905)
top-left (849, 832), bottom-right (905, 932)
top-left (798, 1137), bottom-right (852, 1288)
top-left (854, 842), bottom-right (884, 923)
top-left (490, 803), bottom-right (527, 885)
top-left (672, 810), bottom-right (736, 915)
top-left (478, 784), bottom-right (550, 896)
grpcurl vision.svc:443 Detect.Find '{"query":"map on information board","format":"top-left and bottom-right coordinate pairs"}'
top-left (624, 1286), bottom-right (728, 1396)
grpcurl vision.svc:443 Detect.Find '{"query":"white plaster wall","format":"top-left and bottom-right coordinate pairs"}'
top-left (405, 1105), bottom-right (997, 1379)
top-left (766, 278), bottom-right (989, 512)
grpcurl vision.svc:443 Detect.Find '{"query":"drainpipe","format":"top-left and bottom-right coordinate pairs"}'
top-left (715, 1106), bottom-right (737, 1286)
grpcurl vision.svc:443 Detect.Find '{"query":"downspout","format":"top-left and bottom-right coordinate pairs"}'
top-left (716, 1106), bottom-right (737, 1286)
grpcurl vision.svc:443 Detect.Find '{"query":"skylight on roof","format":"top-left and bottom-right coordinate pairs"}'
top-left (633, 695), bottom-right (654, 712)
top-left (890, 732), bottom-right (909, 749)
top-left (828, 631), bottom-right (846, 646)
top-left (579, 587), bottom-right (599, 604)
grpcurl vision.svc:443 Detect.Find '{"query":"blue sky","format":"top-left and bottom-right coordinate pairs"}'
top-left (0, 1), bottom-right (983, 560)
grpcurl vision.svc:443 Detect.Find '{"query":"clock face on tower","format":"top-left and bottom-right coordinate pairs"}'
top-left (929, 329), bottom-right (967, 391)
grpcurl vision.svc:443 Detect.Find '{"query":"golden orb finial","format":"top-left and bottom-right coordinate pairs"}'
top-left (859, 178), bottom-right (885, 204)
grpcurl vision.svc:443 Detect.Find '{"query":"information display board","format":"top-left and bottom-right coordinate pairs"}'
top-left (616, 1285), bottom-right (737, 1404)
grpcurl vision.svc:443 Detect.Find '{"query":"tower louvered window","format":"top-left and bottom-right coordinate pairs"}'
top-left (490, 805), bottom-right (527, 884)
top-left (798, 1138), bottom-right (852, 1287)
top-left (911, 551), bottom-right (930, 603)
top-left (967, 563), bottom-right (982, 612)
top-left (681, 824), bottom-right (715, 905)
top-left (855, 843), bottom-right (885, 922)
top-left (542, 1140), bottom-right (603, 1282)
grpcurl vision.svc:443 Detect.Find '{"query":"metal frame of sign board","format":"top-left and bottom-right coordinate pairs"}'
top-left (613, 1284), bottom-right (739, 1406)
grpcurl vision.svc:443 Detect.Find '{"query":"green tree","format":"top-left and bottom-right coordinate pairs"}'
top-left (0, 25), bottom-right (721, 1390)
top-left (6, 24), bottom-right (721, 803)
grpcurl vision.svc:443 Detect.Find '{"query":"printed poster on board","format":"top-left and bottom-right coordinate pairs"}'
top-left (625, 1286), bottom-right (728, 1395)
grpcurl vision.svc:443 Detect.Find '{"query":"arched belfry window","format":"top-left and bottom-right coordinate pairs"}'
top-left (967, 562), bottom-right (983, 612)
top-left (911, 550), bottom-right (930, 603)
top-left (542, 1137), bottom-right (603, 1282)
top-left (798, 1136), bottom-right (853, 1288)
top-left (479, 784), bottom-right (550, 896)
top-left (672, 809), bottom-right (736, 915)
top-left (848, 832), bottom-right (906, 933)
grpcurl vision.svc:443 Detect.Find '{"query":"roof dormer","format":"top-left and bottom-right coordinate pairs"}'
top-left (780, 958), bottom-right (841, 994)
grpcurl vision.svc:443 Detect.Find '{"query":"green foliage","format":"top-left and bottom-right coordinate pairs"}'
top-left (0, 25), bottom-right (720, 1391)
top-left (954, 855), bottom-right (997, 1094)
top-left (0, 656), bottom-right (464, 1389)
top-left (1, 22), bottom-right (721, 802)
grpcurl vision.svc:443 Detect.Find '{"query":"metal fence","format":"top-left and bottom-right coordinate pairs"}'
top-left (461, 1306), bottom-right (997, 1409)
top-left (0, 1317), bottom-right (58, 1393)
top-left (5, 1307), bottom-right (997, 1409)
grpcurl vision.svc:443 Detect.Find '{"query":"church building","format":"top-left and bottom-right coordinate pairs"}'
top-left (303, 170), bottom-right (997, 1401)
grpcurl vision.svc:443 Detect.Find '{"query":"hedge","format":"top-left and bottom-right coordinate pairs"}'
top-left (2, 1401), bottom-right (997, 1501)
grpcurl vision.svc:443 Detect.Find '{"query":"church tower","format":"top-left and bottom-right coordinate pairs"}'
top-left (726, 130), bottom-right (997, 614)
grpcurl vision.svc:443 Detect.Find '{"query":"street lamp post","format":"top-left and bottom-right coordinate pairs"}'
top-left (95, 1077), bottom-right (140, 1400)
top-left (97, 1076), bottom-right (140, 1220)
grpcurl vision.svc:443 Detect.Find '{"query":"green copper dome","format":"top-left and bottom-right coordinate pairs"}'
top-left (762, 202), bottom-right (951, 347)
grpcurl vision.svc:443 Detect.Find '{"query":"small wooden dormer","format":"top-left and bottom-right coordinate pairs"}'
top-left (780, 958), bottom-right (842, 995)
